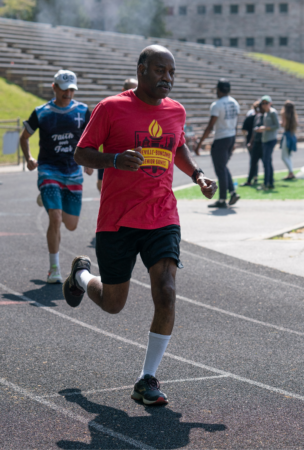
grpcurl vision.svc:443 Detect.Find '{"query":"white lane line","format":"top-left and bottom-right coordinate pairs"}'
top-left (41, 375), bottom-right (229, 399)
top-left (56, 243), bottom-right (304, 338)
top-left (0, 377), bottom-right (155, 450)
top-left (131, 279), bottom-right (304, 337)
top-left (181, 248), bottom-right (304, 291)
top-left (1, 282), bottom-right (304, 404)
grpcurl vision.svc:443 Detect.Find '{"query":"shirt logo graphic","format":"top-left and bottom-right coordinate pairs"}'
top-left (135, 120), bottom-right (175, 178)
top-left (74, 113), bottom-right (84, 128)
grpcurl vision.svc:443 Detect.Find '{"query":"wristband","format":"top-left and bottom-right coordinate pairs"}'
top-left (191, 168), bottom-right (204, 184)
top-left (113, 153), bottom-right (119, 169)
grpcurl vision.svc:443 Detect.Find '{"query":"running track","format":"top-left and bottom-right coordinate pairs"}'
top-left (1, 166), bottom-right (304, 449)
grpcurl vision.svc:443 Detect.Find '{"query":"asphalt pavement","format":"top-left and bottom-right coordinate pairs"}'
top-left (1, 170), bottom-right (304, 449)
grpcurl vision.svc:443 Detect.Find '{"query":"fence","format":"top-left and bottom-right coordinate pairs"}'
top-left (0, 118), bottom-right (24, 168)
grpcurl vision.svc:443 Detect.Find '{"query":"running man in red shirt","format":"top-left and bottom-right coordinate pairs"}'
top-left (63, 45), bottom-right (217, 405)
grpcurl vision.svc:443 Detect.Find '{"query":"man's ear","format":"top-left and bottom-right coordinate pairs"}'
top-left (137, 64), bottom-right (146, 78)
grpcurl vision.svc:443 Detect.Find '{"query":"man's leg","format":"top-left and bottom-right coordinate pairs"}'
top-left (47, 209), bottom-right (62, 254)
top-left (211, 142), bottom-right (227, 200)
top-left (46, 209), bottom-right (63, 283)
top-left (137, 258), bottom-right (176, 379)
top-left (62, 212), bottom-right (79, 231)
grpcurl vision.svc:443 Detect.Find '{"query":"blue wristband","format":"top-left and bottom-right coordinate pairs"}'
top-left (113, 153), bottom-right (119, 169)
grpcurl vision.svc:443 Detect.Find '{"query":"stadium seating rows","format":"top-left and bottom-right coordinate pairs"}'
top-left (0, 17), bottom-right (303, 143)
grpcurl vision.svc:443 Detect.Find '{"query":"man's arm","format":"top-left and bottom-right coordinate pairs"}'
top-left (74, 146), bottom-right (144, 172)
top-left (195, 116), bottom-right (218, 155)
top-left (174, 143), bottom-right (217, 199)
top-left (20, 128), bottom-right (38, 171)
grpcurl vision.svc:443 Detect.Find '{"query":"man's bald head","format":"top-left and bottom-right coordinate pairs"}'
top-left (136, 45), bottom-right (175, 103)
top-left (138, 45), bottom-right (174, 68)
top-left (123, 78), bottom-right (138, 91)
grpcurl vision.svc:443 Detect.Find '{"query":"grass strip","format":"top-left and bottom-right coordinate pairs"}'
top-left (247, 53), bottom-right (304, 79)
top-left (175, 171), bottom-right (304, 201)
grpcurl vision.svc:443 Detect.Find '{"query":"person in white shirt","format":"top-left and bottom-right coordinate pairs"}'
top-left (195, 79), bottom-right (240, 208)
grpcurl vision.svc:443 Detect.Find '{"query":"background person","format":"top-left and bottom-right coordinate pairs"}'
top-left (256, 95), bottom-right (280, 190)
top-left (20, 70), bottom-right (92, 283)
top-left (280, 100), bottom-right (297, 180)
top-left (195, 78), bottom-right (240, 208)
top-left (241, 102), bottom-right (264, 187)
top-left (242, 100), bottom-right (260, 184)
top-left (97, 78), bottom-right (138, 192)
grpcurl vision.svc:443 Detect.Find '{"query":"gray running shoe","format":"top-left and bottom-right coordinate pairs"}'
top-left (62, 256), bottom-right (91, 308)
top-left (131, 374), bottom-right (168, 405)
top-left (37, 193), bottom-right (43, 207)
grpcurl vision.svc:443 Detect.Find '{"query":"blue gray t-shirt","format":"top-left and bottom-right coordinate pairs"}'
top-left (23, 99), bottom-right (90, 174)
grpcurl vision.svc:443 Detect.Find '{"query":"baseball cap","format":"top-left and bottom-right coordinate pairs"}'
top-left (261, 95), bottom-right (272, 103)
top-left (54, 70), bottom-right (78, 90)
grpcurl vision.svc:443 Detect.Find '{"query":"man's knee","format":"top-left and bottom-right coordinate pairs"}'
top-left (48, 209), bottom-right (62, 228)
top-left (64, 222), bottom-right (78, 231)
top-left (154, 279), bottom-right (176, 310)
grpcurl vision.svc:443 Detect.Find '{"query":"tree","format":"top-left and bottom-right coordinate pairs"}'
top-left (0, 0), bottom-right (36, 21)
top-left (35, 0), bottom-right (90, 28)
top-left (117, 0), bottom-right (170, 38)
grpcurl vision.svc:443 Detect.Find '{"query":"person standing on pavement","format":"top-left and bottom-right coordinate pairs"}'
top-left (20, 70), bottom-right (93, 284)
top-left (241, 102), bottom-right (264, 186)
top-left (280, 100), bottom-right (297, 180)
top-left (195, 79), bottom-right (240, 208)
top-left (97, 78), bottom-right (138, 192)
top-left (242, 100), bottom-right (260, 184)
top-left (62, 45), bottom-right (217, 406)
top-left (256, 95), bottom-right (280, 190)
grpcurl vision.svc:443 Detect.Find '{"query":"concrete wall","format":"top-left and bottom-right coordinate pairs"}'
top-left (163, 0), bottom-right (304, 61)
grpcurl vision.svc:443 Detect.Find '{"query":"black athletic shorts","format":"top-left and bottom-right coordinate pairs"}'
top-left (97, 169), bottom-right (104, 180)
top-left (95, 225), bottom-right (183, 285)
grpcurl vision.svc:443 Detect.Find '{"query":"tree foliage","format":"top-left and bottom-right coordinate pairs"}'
top-left (35, 0), bottom-right (90, 28)
top-left (117, 0), bottom-right (170, 38)
top-left (0, 0), bottom-right (36, 21)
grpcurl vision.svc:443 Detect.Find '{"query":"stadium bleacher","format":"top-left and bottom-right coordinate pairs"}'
top-left (0, 17), bottom-right (303, 143)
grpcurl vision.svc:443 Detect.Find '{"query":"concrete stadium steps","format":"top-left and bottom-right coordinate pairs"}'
top-left (0, 18), bottom-right (303, 140)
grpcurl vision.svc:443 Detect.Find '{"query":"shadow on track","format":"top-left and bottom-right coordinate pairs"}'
top-left (2, 279), bottom-right (64, 307)
top-left (56, 389), bottom-right (226, 449)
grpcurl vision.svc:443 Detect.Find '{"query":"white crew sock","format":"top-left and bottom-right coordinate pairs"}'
top-left (138, 332), bottom-right (171, 380)
top-left (49, 252), bottom-right (60, 268)
top-left (75, 269), bottom-right (96, 293)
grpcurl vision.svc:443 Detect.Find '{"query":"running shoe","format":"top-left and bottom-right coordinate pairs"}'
top-left (208, 201), bottom-right (227, 208)
top-left (228, 192), bottom-right (240, 206)
top-left (131, 375), bottom-right (168, 405)
top-left (62, 256), bottom-right (91, 308)
top-left (47, 265), bottom-right (63, 284)
top-left (37, 193), bottom-right (43, 207)
top-left (240, 182), bottom-right (251, 187)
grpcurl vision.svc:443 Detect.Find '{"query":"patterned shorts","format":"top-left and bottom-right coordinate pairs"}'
top-left (37, 165), bottom-right (83, 216)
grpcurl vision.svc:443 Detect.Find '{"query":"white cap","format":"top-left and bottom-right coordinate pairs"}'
top-left (54, 70), bottom-right (78, 90)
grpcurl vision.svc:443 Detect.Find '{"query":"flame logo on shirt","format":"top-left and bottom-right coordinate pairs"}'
top-left (149, 120), bottom-right (162, 138)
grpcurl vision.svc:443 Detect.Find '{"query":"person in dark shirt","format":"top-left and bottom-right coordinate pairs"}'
top-left (241, 102), bottom-right (264, 186)
top-left (20, 70), bottom-right (92, 284)
top-left (242, 100), bottom-right (260, 183)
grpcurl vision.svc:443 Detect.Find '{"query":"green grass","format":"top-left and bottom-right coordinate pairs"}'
top-left (248, 53), bottom-right (304, 79)
top-left (0, 77), bottom-right (44, 163)
top-left (175, 171), bottom-right (304, 200)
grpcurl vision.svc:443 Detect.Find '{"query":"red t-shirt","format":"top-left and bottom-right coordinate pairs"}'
top-left (77, 90), bottom-right (186, 232)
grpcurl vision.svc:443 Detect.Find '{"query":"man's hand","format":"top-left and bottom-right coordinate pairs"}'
top-left (197, 176), bottom-right (218, 199)
top-left (84, 167), bottom-right (94, 176)
top-left (256, 126), bottom-right (266, 133)
top-left (27, 157), bottom-right (38, 171)
top-left (116, 147), bottom-right (144, 172)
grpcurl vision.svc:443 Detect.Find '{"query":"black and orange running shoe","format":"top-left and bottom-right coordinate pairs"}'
top-left (62, 256), bottom-right (91, 308)
top-left (131, 375), bottom-right (168, 405)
